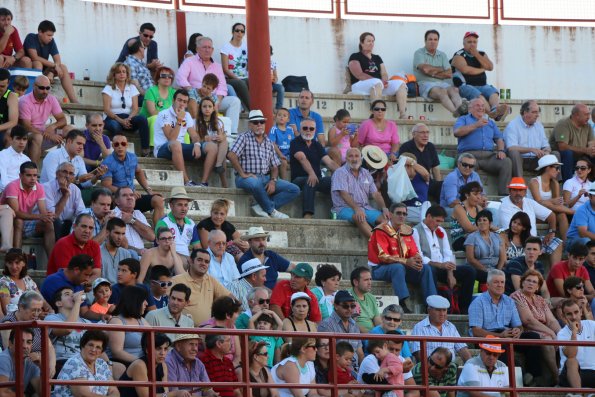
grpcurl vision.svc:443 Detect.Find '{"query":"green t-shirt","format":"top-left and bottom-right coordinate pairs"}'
top-left (348, 288), bottom-right (380, 332)
top-left (140, 85), bottom-right (176, 118)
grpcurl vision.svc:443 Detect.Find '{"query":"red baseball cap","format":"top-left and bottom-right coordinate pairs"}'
top-left (464, 31), bottom-right (479, 39)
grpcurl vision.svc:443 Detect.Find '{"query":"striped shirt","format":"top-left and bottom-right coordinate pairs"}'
top-left (410, 317), bottom-right (468, 359)
top-left (331, 164), bottom-right (377, 212)
top-left (201, 349), bottom-right (237, 397)
top-left (468, 292), bottom-right (522, 335)
top-left (229, 131), bottom-right (280, 175)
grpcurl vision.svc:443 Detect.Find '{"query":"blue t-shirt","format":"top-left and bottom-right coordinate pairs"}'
top-left (288, 107), bottom-right (324, 140)
top-left (0, 349), bottom-right (40, 388)
top-left (238, 250), bottom-right (290, 290)
top-left (567, 200), bottom-right (595, 239)
top-left (453, 113), bottom-right (503, 152)
top-left (109, 283), bottom-right (156, 308)
top-left (269, 126), bottom-right (295, 158)
top-left (403, 173), bottom-right (429, 206)
top-left (40, 270), bottom-right (86, 304)
top-left (24, 33), bottom-right (59, 60)
top-left (101, 152), bottom-right (138, 189)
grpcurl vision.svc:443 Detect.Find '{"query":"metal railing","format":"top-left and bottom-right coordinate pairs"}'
top-left (1, 320), bottom-right (594, 397)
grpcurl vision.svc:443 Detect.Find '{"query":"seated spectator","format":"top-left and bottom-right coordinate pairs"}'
top-left (53, 330), bottom-right (118, 397)
top-left (358, 99), bottom-right (400, 168)
top-left (411, 347), bottom-right (457, 397)
top-left (281, 292), bottom-right (318, 343)
top-left (0, 203), bottom-right (12, 255)
top-left (229, 258), bottom-right (269, 310)
top-left (117, 23), bottom-right (161, 71)
top-left (504, 100), bottom-right (557, 177)
top-left (145, 283), bottom-right (194, 342)
top-left (331, 147), bottom-right (390, 239)
top-left (0, 125), bottom-right (31, 194)
top-left (327, 109), bottom-right (358, 166)
top-left (439, 153), bottom-right (484, 215)
top-left (100, 218), bottom-right (132, 284)
top-left (196, 198), bottom-right (249, 261)
top-left (411, 295), bottom-right (471, 364)
top-left (221, 22), bottom-right (249, 110)
top-left (118, 333), bottom-right (176, 397)
top-left (500, 211), bottom-right (532, 260)
top-left (171, 248), bottom-right (231, 326)
top-left (364, 304), bottom-right (412, 359)
top-left (566, 181), bottom-right (595, 248)
top-left (332, 342), bottom-right (360, 397)
top-left (270, 262), bottom-right (321, 322)
top-left (196, 96), bottom-right (229, 187)
top-left (154, 186), bottom-right (199, 259)
top-left (550, 104), bottom-right (595, 181)
top-left (106, 285), bottom-right (150, 366)
top-left (202, 330), bottom-right (241, 397)
top-left (272, 338), bottom-right (320, 397)
top-left (0, 68), bottom-right (18, 145)
top-left (139, 227), bottom-right (186, 283)
top-left (11, 75), bottom-right (29, 97)
top-left (361, 338), bottom-right (416, 397)
top-left (348, 267), bottom-right (381, 332)
top-left (453, 98), bottom-right (512, 196)
top-left (207, 230), bottom-right (241, 290)
top-left (450, 32), bottom-right (508, 121)
top-left (89, 278), bottom-right (114, 317)
top-left (562, 158), bottom-right (592, 212)
top-left (0, 8), bottom-right (32, 68)
top-left (42, 162), bottom-right (86, 240)
top-left (368, 202), bottom-right (437, 313)
top-left (528, 155), bottom-right (571, 240)
top-left (0, 328), bottom-right (40, 396)
top-left (399, 151), bottom-right (431, 223)
top-left (314, 338), bottom-right (331, 388)
top-left (46, 213), bottom-right (101, 277)
top-left (248, 340), bottom-right (281, 397)
top-left (414, 29), bottom-right (467, 118)
top-left (370, 339), bottom-right (405, 397)
top-left (247, 310), bottom-right (283, 366)
top-left (449, 181), bottom-right (485, 252)
top-left (464, 210), bottom-right (506, 284)
top-left (23, 20), bottom-right (77, 103)
top-left (585, 241), bottom-right (595, 285)
top-left (1, 161), bottom-right (54, 258)
top-left (18, 75), bottom-right (71, 164)
top-left (456, 336), bottom-right (509, 397)
top-left (288, 90), bottom-right (327, 145)
top-left (498, 177), bottom-right (563, 265)
top-left (510, 270), bottom-right (561, 385)
top-left (269, 107), bottom-right (293, 181)
top-left (270, 45), bottom-right (284, 110)
top-left (228, 109), bottom-right (300, 219)
top-left (123, 38), bottom-right (152, 96)
top-left (82, 114), bottom-right (112, 172)
top-left (504, 237), bottom-right (547, 296)
top-left (140, 66), bottom-right (176, 118)
top-left (111, 186), bottom-right (157, 257)
top-left (348, 32), bottom-right (407, 119)
top-left (108, 259), bottom-right (156, 310)
top-left (238, 226), bottom-right (295, 289)
top-left (546, 242), bottom-right (594, 298)
top-left (148, 265), bottom-right (171, 309)
top-left (290, 117), bottom-right (338, 218)
top-left (176, 36), bottom-right (240, 132)
top-left (154, 89), bottom-right (217, 187)
top-left (311, 264), bottom-right (342, 320)
top-left (101, 63), bottom-right (151, 157)
top-left (0, 248), bottom-right (45, 315)
top-left (200, 298), bottom-right (243, 370)
top-left (556, 299), bottom-right (595, 389)
top-left (77, 188), bottom-right (113, 245)
top-left (166, 333), bottom-right (217, 396)
top-left (235, 286), bottom-right (271, 329)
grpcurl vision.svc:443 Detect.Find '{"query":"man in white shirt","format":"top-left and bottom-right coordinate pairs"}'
top-left (113, 186), bottom-right (155, 258)
top-left (153, 88), bottom-right (217, 187)
top-left (0, 125), bottom-right (30, 192)
top-left (557, 299), bottom-right (595, 388)
top-left (413, 205), bottom-right (475, 314)
top-left (457, 336), bottom-right (509, 397)
top-left (207, 229), bottom-right (240, 290)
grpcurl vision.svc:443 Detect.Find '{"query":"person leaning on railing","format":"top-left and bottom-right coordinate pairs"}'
top-left (271, 338), bottom-right (321, 397)
top-left (248, 340), bottom-right (280, 397)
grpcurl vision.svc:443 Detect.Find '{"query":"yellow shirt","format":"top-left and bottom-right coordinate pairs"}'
top-left (171, 272), bottom-right (230, 326)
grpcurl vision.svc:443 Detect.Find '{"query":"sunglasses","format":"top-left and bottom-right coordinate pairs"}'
top-left (384, 316), bottom-right (401, 322)
top-left (304, 344), bottom-right (317, 350)
top-left (575, 166), bottom-right (589, 171)
top-left (142, 33), bottom-right (154, 39)
top-left (120, 95), bottom-right (126, 109)
top-left (151, 280), bottom-right (173, 288)
top-left (429, 356), bottom-right (445, 370)
top-left (394, 211), bottom-right (408, 216)
top-left (36, 85), bottom-right (51, 91)
top-left (251, 120), bottom-right (266, 125)
top-left (234, 29), bottom-right (246, 33)
top-left (160, 73), bottom-right (173, 79)
top-left (159, 236), bottom-right (174, 242)
top-left (316, 343), bottom-right (329, 349)
top-left (340, 303), bottom-right (357, 309)
top-left (549, 165), bottom-right (560, 170)
top-left (258, 298), bottom-right (271, 305)
top-left (373, 107), bottom-right (386, 112)
top-left (301, 126), bottom-right (316, 132)
top-left (573, 284), bottom-right (584, 290)
top-left (460, 162), bottom-right (475, 169)
top-left (112, 142), bottom-right (128, 148)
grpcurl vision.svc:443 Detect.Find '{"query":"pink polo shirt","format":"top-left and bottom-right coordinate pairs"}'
top-left (0, 179), bottom-right (45, 213)
top-left (18, 92), bottom-right (63, 132)
top-left (175, 55), bottom-right (227, 96)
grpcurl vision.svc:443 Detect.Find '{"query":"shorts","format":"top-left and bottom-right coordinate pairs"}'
top-left (156, 141), bottom-right (204, 160)
top-left (559, 362), bottom-right (595, 388)
top-left (23, 220), bottom-right (41, 238)
top-left (541, 236), bottom-right (562, 255)
top-left (418, 81), bottom-right (453, 100)
top-left (188, 88), bottom-right (200, 102)
top-left (337, 207), bottom-right (382, 226)
top-left (459, 84), bottom-right (498, 101)
top-left (351, 78), bottom-right (406, 96)
top-left (135, 194), bottom-right (158, 213)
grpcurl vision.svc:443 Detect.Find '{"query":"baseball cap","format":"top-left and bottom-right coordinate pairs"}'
top-left (464, 31), bottom-right (479, 39)
top-left (291, 263), bottom-right (314, 279)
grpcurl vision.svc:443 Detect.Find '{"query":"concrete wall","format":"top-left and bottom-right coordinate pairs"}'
top-left (6, 0), bottom-right (595, 100)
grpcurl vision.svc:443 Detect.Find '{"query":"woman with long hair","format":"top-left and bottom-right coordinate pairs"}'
top-left (248, 340), bottom-right (280, 397)
top-left (450, 181), bottom-right (485, 251)
top-left (0, 249), bottom-right (49, 315)
top-left (196, 97), bottom-right (228, 187)
top-left (272, 338), bottom-right (321, 397)
top-left (501, 211), bottom-right (532, 260)
top-left (220, 22), bottom-right (250, 110)
top-left (562, 157), bottom-right (593, 211)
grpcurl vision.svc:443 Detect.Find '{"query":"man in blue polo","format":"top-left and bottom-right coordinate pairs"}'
top-left (566, 181), bottom-right (595, 248)
top-left (288, 90), bottom-right (325, 143)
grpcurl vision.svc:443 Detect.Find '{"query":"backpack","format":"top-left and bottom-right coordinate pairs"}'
top-left (281, 76), bottom-right (309, 93)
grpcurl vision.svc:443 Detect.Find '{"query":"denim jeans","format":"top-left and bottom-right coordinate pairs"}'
top-left (272, 83), bottom-right (285, 109)
top-left (292, 176), bottom-right (331, 216)
top-left (104, 113), bottom-right (150, 149)
top-left (371, 262), bottom-right (437, 301)
top-left (235, 174), bottom-right (300, 214)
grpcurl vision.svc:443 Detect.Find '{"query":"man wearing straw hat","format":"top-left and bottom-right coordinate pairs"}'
top-left (228, 258), bottom-right (269, 310)
top-left (457, 335), bottom-right (509, 397)
top-left (155, 186), bottom-right (199, 258)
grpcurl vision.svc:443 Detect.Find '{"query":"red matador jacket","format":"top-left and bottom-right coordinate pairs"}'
top-left (368, 222), bottom-right (419, 264)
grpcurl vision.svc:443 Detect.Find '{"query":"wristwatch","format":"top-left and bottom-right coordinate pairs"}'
top-left (128, 217), bottom-right (137, 225)
top-left (271, 177), bottom-right (278, 182)
top-left (547, 229), bottom-right (556, 234)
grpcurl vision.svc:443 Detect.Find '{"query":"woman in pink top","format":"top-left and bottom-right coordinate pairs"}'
top-left (358, 99), bottom-right (400, 162)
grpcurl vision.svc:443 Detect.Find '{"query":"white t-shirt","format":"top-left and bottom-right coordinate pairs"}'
top-left (498, 196), bottom-right (552, 236)
top-left (101, 84), bottom-right (139, 115)
top-left (557, 320), bottom-right (595, 372)
top-left (220, 41), bottom-right (248, 78)
top-left (562, 176), bottom-right (590, 210)
top-left (153, 107), bottom-right (196, 156)
top-left (113, 207), bottom-right (150, 250)
top-left (457, 355), bottom-right (508, 397)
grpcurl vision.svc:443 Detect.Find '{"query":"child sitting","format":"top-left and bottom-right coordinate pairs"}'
top-left (196, 97), bottom-right (229, 187)
top-left (12, 75), bottom-right (29, 96)
top-left (149, 265), bottom-right (171, 309)
top-left (328, 109), bottom-right (358, 166)
top-left (268, 107), bottom-right (294, 180)
top-left (188, 72), bottom-right (219, 119)
top-left (248, 309), bottom-right (284, 366)
top-left (89, 278), bottom-right (114, 316)
top-left (336, 341), bottom-right (362, 397)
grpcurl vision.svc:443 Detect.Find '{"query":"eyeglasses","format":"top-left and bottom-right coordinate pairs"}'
top-left (112, 142), bottom-right (128, 148)
top-left (258, 298), bottom-right (271, 305)
top-left (394, 211), bottom-right (408, 216)
top-left (159, 236), bottom-right (174, 242)
top-left (573, 284), bottom-right (584, 290)
top-left (160, 73), bottom-right (173, 79)
top-left (251, 120), bottom-right (266, 125)
top-left (340, 303), bottom-right (357, 309)
top-left (120, 95), bottom-right (126, 109)
top-left (142, 33), bottom-right (154, 39)
top-left (575, 166), bottom-right (589, 171)
top-left (384, 316), bottom-right (401, 322)
top-left (460, 162), bottom-right (475, 169)
top-left (60, 170), bottom-right (76, 176)
top-left (373, 107), bottom-right (386, 112)
top-left (234, 29), bottom-right (246, 33)
top-left (316, 343), bottom-right (329, 349)
top-left (151, 280), bottom-right (173, 288)
top-left (36, 85), bottom-right (51, 91)
top-left (304, 345), bottom-right (317, 350)
top-left (428, 356), bottom-right (445, 370)
top-left (301, 126), bottom-right (316, 132)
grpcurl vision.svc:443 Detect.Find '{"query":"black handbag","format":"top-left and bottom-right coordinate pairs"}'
top-left (281, 75), bottom-right (309, 92)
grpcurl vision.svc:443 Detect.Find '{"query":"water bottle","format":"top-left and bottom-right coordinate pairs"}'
top-left (27, 248), bottom-right (37, 270)
top-left (83, 69), bottom-right (90, 81)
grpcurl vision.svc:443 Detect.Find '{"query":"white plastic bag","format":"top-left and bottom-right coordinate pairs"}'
top-left (387, 157), bottom-right (417, 203)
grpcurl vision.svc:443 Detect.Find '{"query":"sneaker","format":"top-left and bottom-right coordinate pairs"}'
top-left (185, 180), bottom-right (199, 187)
top-left (198, 182), bottom-right (209, 187)
top-left (270, 209), bottom-right (289, 219)
top-left (453, 99), bottom-right (469, 117)
top-left (488, 104), bottom-right (508, 122)
top-left (251, 204), bottom-right (270, 218)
